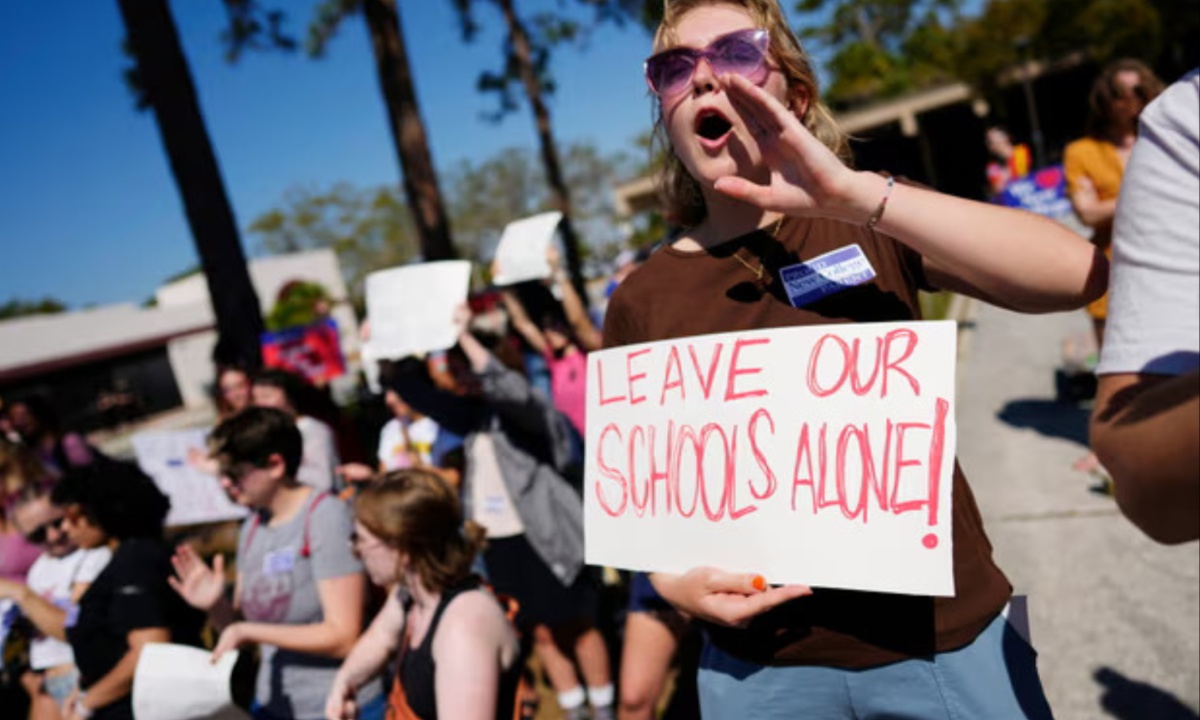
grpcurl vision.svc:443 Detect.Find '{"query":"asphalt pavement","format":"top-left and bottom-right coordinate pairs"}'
top-left (956, 301), bottom-right (1200, 720)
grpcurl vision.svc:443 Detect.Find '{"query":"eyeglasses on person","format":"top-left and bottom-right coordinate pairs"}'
top-left (644, 28), bottom-right (770, 97)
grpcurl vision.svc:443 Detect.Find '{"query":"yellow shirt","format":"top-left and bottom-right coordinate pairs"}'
top-left (1064, 137), bottom-right (1125, 320)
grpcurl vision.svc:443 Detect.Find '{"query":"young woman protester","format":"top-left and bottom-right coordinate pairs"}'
top-left (169, 407), bottom-right (381, 720)
top-left (1064, 59), bottom-right (1163, 482)
top-left (48, 460), bottom-right (204, 720)
top-left (602, 1), bottom-right (1108, 717)
top-left (325, 470), bottom-right (522, 720)
top-left (387, 308), bottom-right (614, 720)
top-left (0, 483), bottom-right (111, 720)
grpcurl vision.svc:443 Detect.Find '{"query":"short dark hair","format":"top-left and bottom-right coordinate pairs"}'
top-left (51, 459), bottom-right (170, 539)
top-left (252, 369), bottom-right (303, 406)
top-left (209, 406), bottom-right (303, 478)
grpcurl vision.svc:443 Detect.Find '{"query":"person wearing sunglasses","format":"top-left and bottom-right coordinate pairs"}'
top-left (168, 407), bottom-right (382, 720)
top-left (0, 484), bottom-right (111, 720)
top-left (1063, 59), bottom-right (1165, 485)
top-left (604, 1), bottom-right (1109, 717)
top-left (46, 460), bottom-right (204, 720)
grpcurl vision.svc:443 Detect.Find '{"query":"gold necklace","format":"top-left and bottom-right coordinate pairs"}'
top-left (730, 215), bottom-right (785, 281)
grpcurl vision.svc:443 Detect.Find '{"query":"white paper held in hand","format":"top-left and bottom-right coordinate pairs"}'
top-left (492, 211), bottom-right (563, 286)
top-left (365, 260), bottom-right (472, 359)
top-left (131, 429), bottom-right (248, 528)
top-left (133, 643), bottom-right (248, 720)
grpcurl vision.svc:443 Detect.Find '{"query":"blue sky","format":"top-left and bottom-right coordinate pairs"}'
top-left (2, 1), bottom-right (680, 308)
top-left (2, 1), bottom-right (979, 309)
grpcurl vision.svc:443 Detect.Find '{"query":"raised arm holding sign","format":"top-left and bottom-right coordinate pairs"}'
top-left (365, 261), bottom-right (471, 360)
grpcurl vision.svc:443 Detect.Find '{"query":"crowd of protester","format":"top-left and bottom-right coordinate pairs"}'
top-left (0, 1), bottom-right (1196, 719)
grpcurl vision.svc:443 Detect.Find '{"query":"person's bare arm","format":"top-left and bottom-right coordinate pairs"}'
top-left (214, 573), bottom-right (365, 661)
top-left (1090, 370), bottom-right (1200, 544)
top-left (1070, 176), bottom-right (1119, 229)
top-left (548, 247), bottom-right (603, 351)
top-left (500, 289), bottom-right (548, 354)
top-left (0, 582), bottom-right (68, 641)
top-left (326, 590), bottom-right (405, 720)
top-left (77, 627), bottom-right (170, 714)
top-left (716, 73), bottom-right (1108, 315)
top-left (432, 593), bottom-right (515, 720)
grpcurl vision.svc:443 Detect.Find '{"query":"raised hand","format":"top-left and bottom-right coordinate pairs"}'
top-left (715, 73), bottom-right (874, 225)
top-left (168, 544), bottom-right (226, 612)
top-left (451, 303), bottom-right (473, 338)
top-left (651, 567), bottom-right (811, 628)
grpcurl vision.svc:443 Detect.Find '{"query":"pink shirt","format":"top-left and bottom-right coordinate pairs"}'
top-left (545, 349), bottom-right (587, 437)
top-left (0, 530), bottom-right (42, 583)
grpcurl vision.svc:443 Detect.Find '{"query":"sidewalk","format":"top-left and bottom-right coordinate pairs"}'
top-left (956, 303), bottom-right (1200, 719)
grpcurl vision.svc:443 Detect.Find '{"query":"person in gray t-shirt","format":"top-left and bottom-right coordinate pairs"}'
top-left (170, 408), bottom-right (382, 720)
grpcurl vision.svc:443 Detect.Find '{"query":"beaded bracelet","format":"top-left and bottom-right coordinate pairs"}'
top-left (866, 175), bottom-right (896, 231)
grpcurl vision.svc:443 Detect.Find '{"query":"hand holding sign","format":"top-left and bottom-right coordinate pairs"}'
top-left (651, 569), bottom-right (811, 628)
top-left (491, 211), bottom-right (564, 286)
top-left (365, 261), bottom-right (471, 360)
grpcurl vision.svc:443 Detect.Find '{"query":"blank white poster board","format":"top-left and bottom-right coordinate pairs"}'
top-left (492, 211), bottom-right (563, 286)
top-left (365, 260), bottom-right (472, 359)
top-left (585, 320), bottom-right (959, 597)
top-left (133, 643), bottom-right (247, 720)
top-left (132, 429), bottom-right (248, 528)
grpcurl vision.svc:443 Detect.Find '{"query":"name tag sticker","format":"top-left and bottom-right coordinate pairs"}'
top-left (779, 243), bottom-right (877, 308)
top-left (263, 548), bottom-right (297, 576)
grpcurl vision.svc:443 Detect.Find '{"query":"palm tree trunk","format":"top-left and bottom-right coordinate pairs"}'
top-left (494, 0), bottom-right (590, 308)
top-left (362, 0), bottom-right (457, 261)
top-left (116, 0), bottom-right (264, 368)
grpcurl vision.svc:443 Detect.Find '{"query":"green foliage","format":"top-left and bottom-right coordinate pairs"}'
top-left (803, 0), bottom-right (1185, 108)
top-left (265, 280), bottom-right (332, 331)
top-left (248, 142), bottom-right (637, 292)
top-left (452, 0), bottom-right (651, 121)
top-left (444, 141), bottom-right (637, 263)
top-left (0, 297), bottom-right (67, 321)
top-left (220, 0), bottom-right (297, 62)
top-left (796, 0), bottom-right (963, 107)
top-left (954, 0), bottom-right (1166, 92)
top-left (247, 183), bottom-right (418, 302)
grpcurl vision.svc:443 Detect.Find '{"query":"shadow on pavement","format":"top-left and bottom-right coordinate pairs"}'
top-left (996, 399), bottom-right (1091, 447)
top-left (1094, 667), bottom-right (1200, 720)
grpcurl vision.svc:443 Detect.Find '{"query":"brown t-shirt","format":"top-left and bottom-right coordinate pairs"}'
top-left (603, 215), bottom-right (1011, 669)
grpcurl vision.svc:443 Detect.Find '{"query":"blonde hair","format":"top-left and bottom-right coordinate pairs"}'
top-left (651, 0), bottom-right (848, 227)
top-left (354, 469), bottom-right (486, 594)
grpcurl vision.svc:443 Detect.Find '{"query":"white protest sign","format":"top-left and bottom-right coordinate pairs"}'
top-left (133, 643), bottom-right (248, 720)
top-left (132, 429), bottom-right (248, 528)
top-left (491, 211), bottom-right (563, 286)
top-left (366, 260), bottom-right (472, 359)
top-left (585, 320), bottom-right (958, 597)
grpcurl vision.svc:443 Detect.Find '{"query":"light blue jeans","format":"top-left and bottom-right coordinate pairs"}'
top-left (42, 668), bottom-right (80, 705)
top-left (697, 613), bottom-right (1054, 719)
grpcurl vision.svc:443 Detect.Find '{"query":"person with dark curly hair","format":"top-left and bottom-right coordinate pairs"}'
top-left (49, 460), bottom-right (203, 720)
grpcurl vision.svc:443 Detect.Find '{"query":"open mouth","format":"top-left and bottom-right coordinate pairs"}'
top-left (695, 109), bottom-right (733, 142)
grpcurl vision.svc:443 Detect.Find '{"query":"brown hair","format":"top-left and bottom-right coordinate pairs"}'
top-left (1086, 58), bottom-right (1164, 139)
top-left (354, 470), bottom-right (486, 594)
top-left (651, 0), bottom-right (849, 227)
top-left (0, 439), bottom-right (50, 512)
